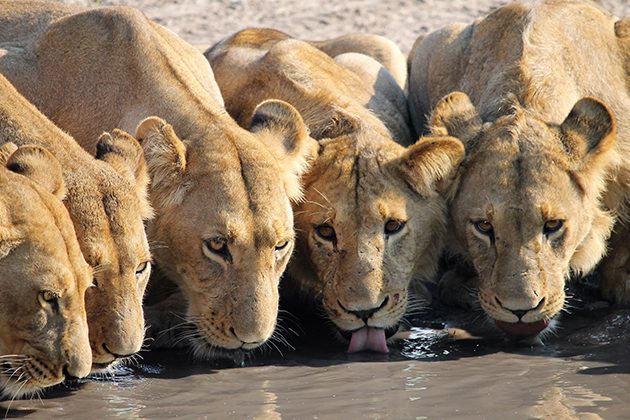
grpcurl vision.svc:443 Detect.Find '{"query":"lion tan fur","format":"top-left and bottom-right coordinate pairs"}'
top-left (309, 33), bottom-right (408, 89)
top-left (206, 29), bottom-right (464, 341)
top-left (408, 0), bottom-right (630, 332)
top-left (0, 144), bottom-right (92, 397)
top-left (0, 2), bottom-right (316, 358)
top-left (0, 73), bottom-right (152, 370)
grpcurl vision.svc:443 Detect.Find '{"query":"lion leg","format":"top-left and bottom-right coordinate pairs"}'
top-left (438, 263), bottom-right (480, 310)
top-left (599, 222), bottom-right (630, 305)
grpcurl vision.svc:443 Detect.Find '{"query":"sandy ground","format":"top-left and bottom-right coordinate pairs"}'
top-left (61, 0), bottom-right (629, 53)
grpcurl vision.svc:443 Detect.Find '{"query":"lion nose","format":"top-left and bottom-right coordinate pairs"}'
top-left (344, 296), bottom-right (389, 322)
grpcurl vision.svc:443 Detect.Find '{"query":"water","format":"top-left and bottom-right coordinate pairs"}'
top-left (4, 304), bottom-right (630, 419)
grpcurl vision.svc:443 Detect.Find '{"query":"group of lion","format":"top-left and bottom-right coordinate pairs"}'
top-left (0, 0), bottom-right (627, 399)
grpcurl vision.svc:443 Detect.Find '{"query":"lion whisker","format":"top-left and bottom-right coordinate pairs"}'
top-left (303, 199), bottom-right (331, 212)
top-left (312, 187), bottom-right (334, 209)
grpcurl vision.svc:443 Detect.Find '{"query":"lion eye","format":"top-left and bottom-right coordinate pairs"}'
top-left (543, 219), bottom-right (564, 235)
top-left (473, 220), bottom-right (494, 235)
top-left (275, 241), bottom-right (290, 251)
top-left (39, 290), bottom-right (59, 310)
top-left (315, 224), bottom-right (336, 242)
top-left (384, 220), bottom-right (406, 235)
top-left (203, 238), bottom-right (232, 263)
top-left (135, 261), bottom-right (151, 278)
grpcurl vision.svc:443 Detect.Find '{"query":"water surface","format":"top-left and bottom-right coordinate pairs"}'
top-left (4, 299), bottom-right (630, 419)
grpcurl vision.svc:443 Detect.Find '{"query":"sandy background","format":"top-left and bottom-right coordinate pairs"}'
top-left (60, 0), bottom-right (628, 53)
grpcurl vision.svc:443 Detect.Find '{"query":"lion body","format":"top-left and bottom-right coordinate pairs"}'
top-left (207, 29), bottom-right (464, 343)
top-left (0, 2), bottom-right (317, 357)
top-left (0, 73), bottom-right (152, 369)
top-left (408, 0), bottom-right (630, 331)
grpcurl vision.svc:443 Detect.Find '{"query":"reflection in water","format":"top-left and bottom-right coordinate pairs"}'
top-left (257, 379), bottom-right (280, 420)
top-left (530, 385), bottom-right (612, 420)
top-left (105, 392), bottom-right (147, 419)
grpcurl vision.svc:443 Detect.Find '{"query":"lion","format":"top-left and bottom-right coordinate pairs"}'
top-left (206, 29), bottom-right (464, 353)
top-left (0, 73), bottom-right (152, 371)
top-left (407, 0), bottom-right (630, 340)
top-left (0, 143), bottom-right (92, 398)
top-left (310, 33), bottom-right (408, 90)
top-left (0, 3), bottom-right (316, 359)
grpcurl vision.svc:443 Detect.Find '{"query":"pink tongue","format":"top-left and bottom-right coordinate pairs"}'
top-left (347, 327), bottom-right (389, 353)
top-left (495, 319), bottom-right (549, 337)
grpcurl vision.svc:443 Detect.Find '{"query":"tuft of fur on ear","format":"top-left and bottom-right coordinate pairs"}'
top-left (0, 143), bottom-right (18, 165)
top-left (398, 136), bottom-right (465, 196)
top-left (136, 117), bottom-right (188, 208)
top-left (561, 97), bottom-right (619, 198)
top-left (249, 99), bottom-right (318, 201)
top-left (429, 92), bottom-right (483, 144)
top-left (312, 108), bottom-right (362, 140)
top-left (96, 129), bottom-right (153, 219)
top-left (6, 145), bottom-right (65, 199)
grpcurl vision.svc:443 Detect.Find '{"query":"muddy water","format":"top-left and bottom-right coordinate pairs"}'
top-left (4, 303), bottom-right (630, 419)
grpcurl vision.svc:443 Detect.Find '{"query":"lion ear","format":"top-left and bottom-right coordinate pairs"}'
top-left (6, 145), bottom-right (65, 199)
top-left (314, 109), bottom-right (361, 140)
top-left (397, 136), bottom-right (465, 196)
top-left (0, 143), bottom-right (18, 165)
top-left (560, 97), bottom-right (617, 179)
top-left (96, 129), bottom-right (153, 219)
top-left (429, 92), bottom-right (482, 143)
top-left (249, 100), bottom-right (318, 201)
top-left (136, 117), bottom-right (188, 207)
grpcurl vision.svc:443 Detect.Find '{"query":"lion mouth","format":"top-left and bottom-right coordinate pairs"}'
top-left (339, 325), bottom-right (398, 353)
top-left (494, 319), bottom-right (549, 337)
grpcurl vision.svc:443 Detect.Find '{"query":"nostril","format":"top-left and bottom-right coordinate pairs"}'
top-left (229, 327), bottom-right (237, 339)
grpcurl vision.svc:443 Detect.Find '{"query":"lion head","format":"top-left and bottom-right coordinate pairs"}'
top-left (431, 92), bottom-right (618, 338)
top-left (79, 129), bottom-right (153, 371)
top-left (207, 31), bottom-right (465, 352)
top-left (136, 99), bottom-right (316, 358)
top-left (289, 125), bottom-right (464, 351)
top-left (0, 144), bottom-right (92, 398)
